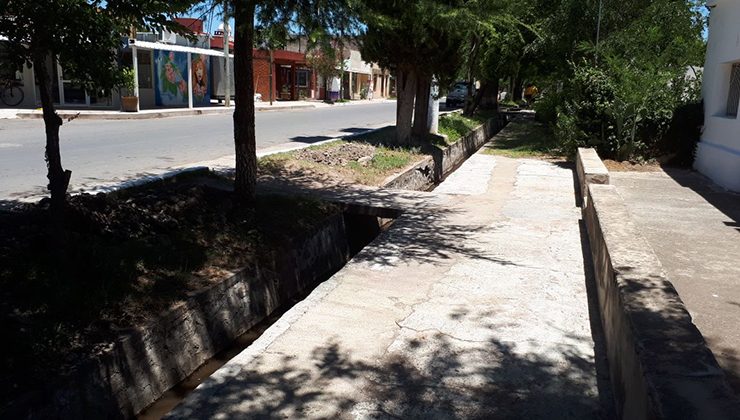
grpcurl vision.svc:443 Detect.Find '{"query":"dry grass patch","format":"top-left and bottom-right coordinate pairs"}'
top-left (482, 119), bottom-right (564, 160)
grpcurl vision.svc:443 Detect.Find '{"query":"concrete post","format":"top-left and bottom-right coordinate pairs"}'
top-left (187, 52), bottom-right (193, 109)
top-left (269, 49), bottom-right (273, 105)
top-left (348, 72), bottom-right (353, 99)
top-left (428, 78), bottom-right (439, 134)
top-left (131, 45), bottom-right (140, 111)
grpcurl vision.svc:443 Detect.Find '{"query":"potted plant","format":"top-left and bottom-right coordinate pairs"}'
top-left (120, 67), bottom-right (138, 112)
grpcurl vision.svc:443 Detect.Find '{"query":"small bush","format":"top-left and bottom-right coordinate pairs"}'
top-left (533, 91), bottom-right (560, 125)
top-left (550, 60), bottom-right (701, 161)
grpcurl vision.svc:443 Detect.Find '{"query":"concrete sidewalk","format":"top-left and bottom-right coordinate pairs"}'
top-left (611, 169), bottom-right (740, 394)
top-left (3, 98), bottom-right (395, 120)
top-left (167, 151), bottom-right (612, 418)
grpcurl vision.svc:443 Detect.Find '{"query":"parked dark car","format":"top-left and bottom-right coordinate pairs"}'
top-left (445, 81), bottom-right (473, 108)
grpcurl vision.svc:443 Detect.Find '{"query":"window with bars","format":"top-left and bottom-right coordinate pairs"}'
top-left (726, 63), bottom-right (740, 117)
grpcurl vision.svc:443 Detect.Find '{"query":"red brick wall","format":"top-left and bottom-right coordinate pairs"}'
top-left (251, 49), bottom-right (312, 101)
top-left (252, 57), bottom-right (275, 102)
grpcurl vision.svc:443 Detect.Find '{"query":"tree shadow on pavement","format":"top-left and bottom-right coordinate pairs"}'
top-left (288, 135), bottom-right (334, 144)
top-left (169, 330), bottom-right (609, 419)
top-left (661, 167), bottom-right (740, 229)
top-left (255, 164), bottom-right (524, 268)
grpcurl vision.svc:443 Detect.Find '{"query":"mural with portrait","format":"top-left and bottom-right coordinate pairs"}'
top-left (155, 50), bottom-right (188, 106)
top-left (191, 54), bottom-right (210, 106)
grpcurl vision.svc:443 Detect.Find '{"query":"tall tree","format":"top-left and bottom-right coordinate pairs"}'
top-left (451, 0), bottom-right (534, 115)
top-left (229, 0), bottom-right (360, 205)
top-left (360, 0), bottom-right (465, 143)
top-left (0, 0), bottom-right (192, 212)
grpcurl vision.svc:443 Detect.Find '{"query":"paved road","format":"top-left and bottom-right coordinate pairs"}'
top-left (0, 102), bottom-right (395, 201)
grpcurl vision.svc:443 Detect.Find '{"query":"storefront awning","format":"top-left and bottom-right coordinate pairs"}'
top-left (131, 40), bottom-right (232, 58)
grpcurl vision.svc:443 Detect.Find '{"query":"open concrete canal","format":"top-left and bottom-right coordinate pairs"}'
top-left (136, 208), bottom-right (399, 419)
top-left (159, 133), bottom-right (620, 419)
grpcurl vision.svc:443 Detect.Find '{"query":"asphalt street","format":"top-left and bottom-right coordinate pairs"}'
top-left (0, 102), bottom-right (395, 201)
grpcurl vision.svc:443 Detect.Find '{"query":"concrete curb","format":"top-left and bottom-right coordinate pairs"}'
top-left (578, 150), bottom-right (740, 419)
top-left (15, 104), bottom-right (316, 120)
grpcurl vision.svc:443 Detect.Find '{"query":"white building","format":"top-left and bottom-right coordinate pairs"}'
top-left (696, 0), bottom-right (740, 191)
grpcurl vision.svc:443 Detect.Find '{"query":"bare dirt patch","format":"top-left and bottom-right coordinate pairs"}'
top-left (260, 127), bottom-right (427, 187)
top-left (295, 143), bottom-right (376, 167)
top-left (603, 159), bottom-right (664, 172)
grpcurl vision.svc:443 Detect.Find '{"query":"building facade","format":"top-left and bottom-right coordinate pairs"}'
top-left (696, 0), bottom-right (740, 191)
top-left (0, 21), bottom-right (389, 111)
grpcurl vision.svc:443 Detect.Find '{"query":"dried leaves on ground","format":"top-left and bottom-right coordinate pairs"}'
top-left (0, 177), bottom-right (337, 406)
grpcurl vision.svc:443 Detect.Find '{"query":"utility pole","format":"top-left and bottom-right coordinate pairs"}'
top-left (595, 0), bottom-right (604, 64)
top-left (269, 49), bottom-right (274, 105)
top-left (223, 0), bottom-right (231, 107)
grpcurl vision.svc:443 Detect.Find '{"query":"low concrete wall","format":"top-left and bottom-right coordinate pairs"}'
top-left (576, 147), bottom-right (609, 205)
top-left (583, 183), bottom-right (740, 419)
top-left (11, 213), bottom-right (351, 419)
top-left (383, 116), bottom-right (504, 191)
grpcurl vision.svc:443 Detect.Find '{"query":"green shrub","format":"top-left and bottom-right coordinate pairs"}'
top-left (551, 60), bottom-right (701, 162)
top-left (533, 90), bottom-right (560, 125)
top-left (120, 67), bottom-right (136, 94)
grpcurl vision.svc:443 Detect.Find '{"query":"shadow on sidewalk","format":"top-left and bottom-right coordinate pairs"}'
top-left (661, 167), bottom-right (740, 232)
top-left (172, 323), bottom-right (609, 419)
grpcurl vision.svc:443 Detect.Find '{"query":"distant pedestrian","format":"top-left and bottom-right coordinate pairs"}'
top-left (524, 83), bottom-right (538, 106)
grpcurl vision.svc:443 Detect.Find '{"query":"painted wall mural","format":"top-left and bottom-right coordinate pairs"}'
top-left (191, 54), bottom-right (210, 106)
top-left (155, 50), bottom-right (188, 106)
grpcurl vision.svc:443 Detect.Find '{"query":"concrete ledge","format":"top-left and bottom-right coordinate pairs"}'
top-left (576, 147), bottom-right (609, 205)
top-left (583, 183), bottom-right (740, 419)
top-left (15, 104), bottom-right (315, 120)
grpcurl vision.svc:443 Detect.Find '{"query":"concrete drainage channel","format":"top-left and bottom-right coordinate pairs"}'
top-left (10, 204), bottom-right (401, 420)
top-left (135, 117), bottom-right (507, 419)
top-left (136, 206), bottom-right (401, 419)
top-left (8, 115), bottom-right (506, 419)
top-left (576, 148), bottom-right (740, 419)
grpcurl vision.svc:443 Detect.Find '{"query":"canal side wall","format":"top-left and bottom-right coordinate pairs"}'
top-left (383, 116), bottom-right (504, 191)
top-left (577, 148), bottom-right (740, 419)
top-left (10, 213), bottom-right (351, 419)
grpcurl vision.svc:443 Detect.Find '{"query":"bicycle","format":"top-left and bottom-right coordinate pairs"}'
top-left (1, 78), bottom-right (24, 107)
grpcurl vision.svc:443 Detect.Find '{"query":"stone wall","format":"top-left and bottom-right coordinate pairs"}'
top-left (11, 212), bottom-right (351, 419)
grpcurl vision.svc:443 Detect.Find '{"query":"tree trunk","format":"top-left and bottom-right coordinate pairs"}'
top-left (512, 73), bottom-right (523, 102)
top-left (233, 0), bottom-right (257, 206)
top-left (464, 82), bottom-right (485, 116)
top-left (34, 53), bottom-right (69, 212)
top-left (395, 67), bottom-right (416, 145)
top-left (412, 75), bottom-right (432, 138)
top-left (480, 78), bottom-right (499, 109)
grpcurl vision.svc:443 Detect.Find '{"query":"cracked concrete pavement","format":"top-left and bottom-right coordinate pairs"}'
top-left (167, 150), bottom-right (613, 419)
